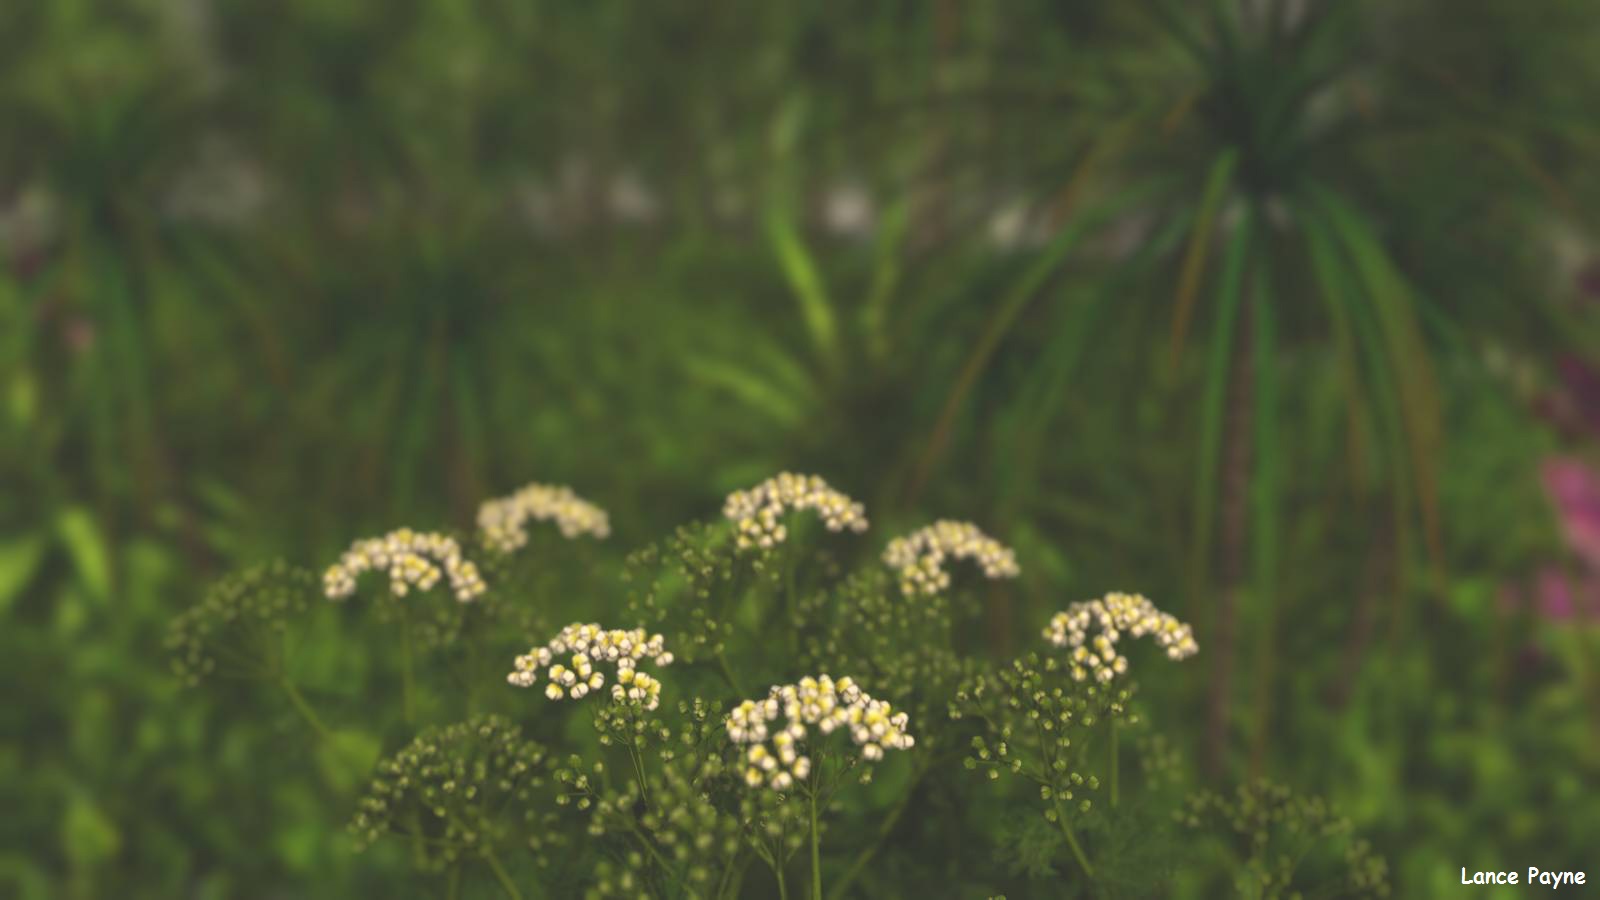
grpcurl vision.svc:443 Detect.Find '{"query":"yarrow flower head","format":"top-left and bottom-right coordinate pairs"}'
top-left (724, 674), bottom-right (914, 791)
top-left (477, 481), bottom-right (610, 552)
top-left (722, 472), bottom-right (868, 551)
top-left (882, 520), bottom-right (1020, 596)
top-left (1044, 592), bottom-right (1198, 682)
top-left (508, 624), bottom-right (674, 710)
top-left (323, 528), bottom-right (486, 602)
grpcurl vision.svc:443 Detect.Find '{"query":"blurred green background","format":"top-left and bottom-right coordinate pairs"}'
top-left (4, 1), bottom-right (1600, 896)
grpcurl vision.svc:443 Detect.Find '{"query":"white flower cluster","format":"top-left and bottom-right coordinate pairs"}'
top-left (882, 519), bottom-right (1020, 596)
top-left (477, 482), bottom-right (610, 552)
top-left (1043, 592), bottom-right (1199, 682)
top-left (722, 472), bottom-right (868, 551)
top-left (724, 675), bottom-right (914, 791)
top-left (507, 624), bottom-right (674, 710)
top-left (323, 528), bottom-right (486, 602)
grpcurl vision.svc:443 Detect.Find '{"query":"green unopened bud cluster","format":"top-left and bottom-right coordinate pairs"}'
top-left (166, 561), bottom-right (317, 685)
top-left (1179, 780), bottom-right (1391, 898)
top-left (350, 716), bottom-right (558, 871)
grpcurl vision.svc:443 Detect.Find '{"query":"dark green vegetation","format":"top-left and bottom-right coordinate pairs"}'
top-left (4, 1), bottom-right (1599, 897)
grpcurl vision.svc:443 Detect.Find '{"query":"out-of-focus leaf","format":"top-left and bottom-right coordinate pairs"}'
top-left (62, 794), bottom-right (121, 867)
top-left (316, 729), bottom-right (383, 795)
top-left (56, 508), bottom-right (111, 600)
top-left (0, 534), bottom-right (47, 614)
top-left (682, 355), bottom-right (807, 428)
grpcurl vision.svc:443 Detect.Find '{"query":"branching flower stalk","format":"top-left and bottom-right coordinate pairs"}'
top-left (954, 592), bottom-right (1198, 880)
top-left (726, 674), bottom-right (915, 899)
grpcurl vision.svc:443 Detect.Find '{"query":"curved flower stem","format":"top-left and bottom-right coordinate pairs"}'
top-left (827, 757), bottom-right (937, 900)
top-left (715, 650), bottom-right (746, 696)
top-left (808, 784), bottom-right (823, 900)
top-left (776, 863), bottom-right (789, 900)
top-left (1051, 798), bottom-right (1095, 880)
top-left (279, 678), bottom-right (332, 742)
top-left (483, 847), bottom-right (524, 900)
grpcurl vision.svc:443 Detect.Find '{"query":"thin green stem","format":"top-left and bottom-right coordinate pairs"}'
top-left (828, 761), bottom-right (927, 900)
top-left (776, 862), bottom-right (789, 900)
top-left (447, 863), bottom-right (461, 900)
top-left (627, 742), bottom-right (651, 806)
top-left (1051, 798), bottom-right (1095, 880)
top-left (401, 611), bottom-right (418, 724)
top-left (1110, 719), bottom-right (1120, 809)
top-left (279, 678), bottom-right (332, 742)
top-left (808, 784), bottom-right (823, 900)
top-left (623, 819), bottom-right (674, 873)
top-left (715, 650), bottom-right (746, 695)
top-left (483, 847), bottom-right (524, 900)
top-left (784, 549), bottom-right (800, 656)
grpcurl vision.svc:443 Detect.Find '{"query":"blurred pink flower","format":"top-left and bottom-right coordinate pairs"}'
top-left (1532, 567), bottom-right (1600, 621)
top-left (1540, 457), bottom-right (1600, 569)
top-left (1535, 568), bottom-right (1577, 619)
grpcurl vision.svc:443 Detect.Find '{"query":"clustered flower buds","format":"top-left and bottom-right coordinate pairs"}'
top-left (508, 624), bottom-right (674, 709)
top-left (882, 520), bottom-right (1020, 596)
top-left (350, 716), bottom-right (558, 868)
top-left (1043, 592), bottom-right (1198, 682)
top-left (167, 561), bottom-right (316, 685)
top-left (725, 675), bottom-right (914, 791)
top-left (723, 472), bottom-right (867, 551)
top-left (323, 528), bottom-right (486, 602)
top-left (477, 481), bottom-right (611, 552)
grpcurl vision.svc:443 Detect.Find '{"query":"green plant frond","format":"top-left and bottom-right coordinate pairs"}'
top-left (909, 177), bottom-right (1176, 502)
top-left (1308, 186), bottom-right (1445, 589)
top-left (763, 195), bottom-right (838, 372)
top-left (1298, 202), bottom-right (1419, 636)
top-left (680, 355), bottom-right (809, 430)
top-left (1168, 149), bottom-right (1240, 374)
top-left (1186, 205), bottom-right (1253, 617)
top-left (1248, 242), bottom-right (1280, 775)
top-left (1299, 210), bottom-right (1375, 493)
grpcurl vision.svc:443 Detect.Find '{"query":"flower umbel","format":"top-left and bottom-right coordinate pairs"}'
top-left (722, 472), bottom-right (868, 551)
top-left (1044, 592), bottom-right (1198, 682)
top-left (508, 624), bottom-right (674, 709)
top-left (882, 520), bottom-right (1020, 596)
top-left (478, 481), bottom-right (611, 552)
top-left (323, 528), bottom-right (486, 602)
top-left (725, 674), bottom-right (914, 791)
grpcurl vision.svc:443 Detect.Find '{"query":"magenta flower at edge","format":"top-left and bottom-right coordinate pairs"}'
top-left (1539, 458), bottom-right (1600, 570)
